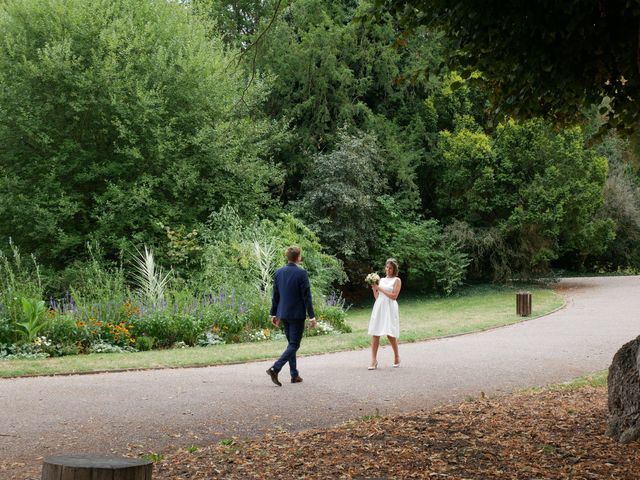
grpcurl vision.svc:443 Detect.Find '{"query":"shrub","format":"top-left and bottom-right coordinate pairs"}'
top-left (304, 321), bottom-right (337, 337)
top-left (0, 342), bottom-right (49, 360)
top-left (295, 130), bottom-right (387, 266)
top-left (589, 134), bottom-right (640, 271)
top-left (41, 313), bottom-right (82, 354)
top-left (0, 241), bottom-right (44, 337)
top-left (431, 118), bottom-right (613, 280)
top-left (204, 305), bottom-right (244, 344)
top-left (0, 0), bottom-right (283, 268)
top-left (243, 300), bottom-right (272, 331)
top-left (269, 214), bottom-right (346, 295)
top-left (384, 219), bottom-right (469, 295)
top-left (132, 310), bottom-right (186, 348)
top-left (131, 300), bottom-right (235, 347)
top-left (315, 293), bottom-right (352, 333)
top-left (54, 243), bottom-right (129, 305)
top-left (444, 220), bottom-right (512, 282)
top-left (200, 207), bottom-right (345, 299)
top-left (14, 297), bottom-right (49, 343)
top-left (135, 334), bottom-right (155, 352)
top-left (0, 316), bottom-right (12, 345)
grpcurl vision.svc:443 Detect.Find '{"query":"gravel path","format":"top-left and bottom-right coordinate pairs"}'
top-left (1, 276), bottom-right (639, 477)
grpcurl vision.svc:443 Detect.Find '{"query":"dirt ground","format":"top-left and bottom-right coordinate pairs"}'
top-left (150, 386), bottom-right (639, 479)
top-left (7, 385), bottom-right (638, 479)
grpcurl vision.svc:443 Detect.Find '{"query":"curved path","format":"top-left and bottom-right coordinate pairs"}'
top-left (1, 276), bottom-right (639, 478)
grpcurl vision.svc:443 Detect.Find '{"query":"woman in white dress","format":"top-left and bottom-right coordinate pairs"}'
top-left (368, 258), bottom-right (402, 369)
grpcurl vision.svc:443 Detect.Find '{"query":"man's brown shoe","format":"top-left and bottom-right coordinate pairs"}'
top-left (267, 367), bottom-right (282, 386)
top-left (291, 376), bottom-right (303, 383)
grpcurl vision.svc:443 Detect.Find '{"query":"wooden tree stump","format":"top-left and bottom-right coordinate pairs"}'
top-left (42, 455), bottom-right (152, 480)
top-left (516, 291), bottom-right (532, 316)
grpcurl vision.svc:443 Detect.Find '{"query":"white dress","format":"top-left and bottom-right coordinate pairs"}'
top-left (368, 276), bottom-right (400, 338)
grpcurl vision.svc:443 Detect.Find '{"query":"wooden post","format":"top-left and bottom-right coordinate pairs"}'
top-left (516, 291), bottom-right (532, 316)
top-left (42, 455), bottom-right (153, 480)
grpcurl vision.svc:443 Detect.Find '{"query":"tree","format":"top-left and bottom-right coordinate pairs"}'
top-left (191, 0), bottom-right (271, 47)
top-left (370, 0), bottom-right (640, 131)
top-left (436, 117), bottom-right (615, 279)
top-left (0, 0), bottom-right (284, 267)
top-left (295, 130), bottom-right (387, 273)
top-left (383, 218), bottom-right (468, 294)
top-left (590, 134), bottom-right (640, 271)
top-left (199, 0), bottom-right (444, 210)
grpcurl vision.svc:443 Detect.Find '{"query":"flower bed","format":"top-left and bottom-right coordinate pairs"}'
top-left (0, 290), bottom-right (350, 359)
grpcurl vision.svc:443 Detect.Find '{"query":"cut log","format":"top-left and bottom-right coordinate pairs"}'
top-left (516, 291), bottom-right (532, 316)
top-left (42, 455), bottom-right (152, 480)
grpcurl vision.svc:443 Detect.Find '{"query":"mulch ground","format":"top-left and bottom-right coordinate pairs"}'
top-left (155, 386), bottom-right (639, 479)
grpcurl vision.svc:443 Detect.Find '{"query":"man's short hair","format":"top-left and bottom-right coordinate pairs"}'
top-left (285, 246), bottom-right (301, 262)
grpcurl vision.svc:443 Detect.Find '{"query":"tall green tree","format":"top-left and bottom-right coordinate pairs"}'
top-left (295, 130), bottom-right (386, 265)
top-left (200, 0), bottom-right (443, 211)
top-left (0, 0), bottom-right (284, 267)
top-left (590, 134), bottom-right (640, 271)
top-left (438, 117), bottom-right (614, 279)
top-left (191, 0), bottom-right (271, 46)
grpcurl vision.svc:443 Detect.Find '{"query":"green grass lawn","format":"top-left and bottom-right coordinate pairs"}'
top-left (534, 370), bottom-right (608, 392)
top-left (0, 284), bottom-right (563, 378)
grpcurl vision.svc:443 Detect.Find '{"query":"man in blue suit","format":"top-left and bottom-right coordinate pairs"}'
top-left (267, 246), bottom-right (316, 386)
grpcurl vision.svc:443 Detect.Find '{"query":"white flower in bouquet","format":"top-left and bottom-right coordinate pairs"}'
top-left (365, 272), bottom-right (380, 286)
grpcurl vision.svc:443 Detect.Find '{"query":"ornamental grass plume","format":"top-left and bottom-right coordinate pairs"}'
top-left (131, 246), bottom-right (172, 307)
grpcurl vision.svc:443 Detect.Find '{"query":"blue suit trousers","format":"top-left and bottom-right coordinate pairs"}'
top-left (272, 319), bottom-right (304, 377)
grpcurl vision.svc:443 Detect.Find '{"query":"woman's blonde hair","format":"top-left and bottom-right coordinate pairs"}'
top-left (385, 258), bottom-right (399, 276)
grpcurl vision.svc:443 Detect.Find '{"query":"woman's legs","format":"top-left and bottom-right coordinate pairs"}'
top-left (387, 335), bottom-right (400, 365)
top-left (370, 336), bottom-right (380, 367)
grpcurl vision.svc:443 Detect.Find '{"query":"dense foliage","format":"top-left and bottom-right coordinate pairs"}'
top-left (441, 118), bottom-right (615, 279)
top-left (0, 242), bottom-right (349, 358)
top-left (0, 0), bottom-right (284, 267)
top-left (368, 0), bottom-right (640, 132)
top-left (0, 0), bottom-right (639, 356)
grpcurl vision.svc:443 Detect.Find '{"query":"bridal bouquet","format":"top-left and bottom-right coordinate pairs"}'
top-left (365, 272), bottom-right (380, 286)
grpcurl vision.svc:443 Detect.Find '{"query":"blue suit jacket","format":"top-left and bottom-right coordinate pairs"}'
top-left (270, 263), bottom-right (315, 320)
